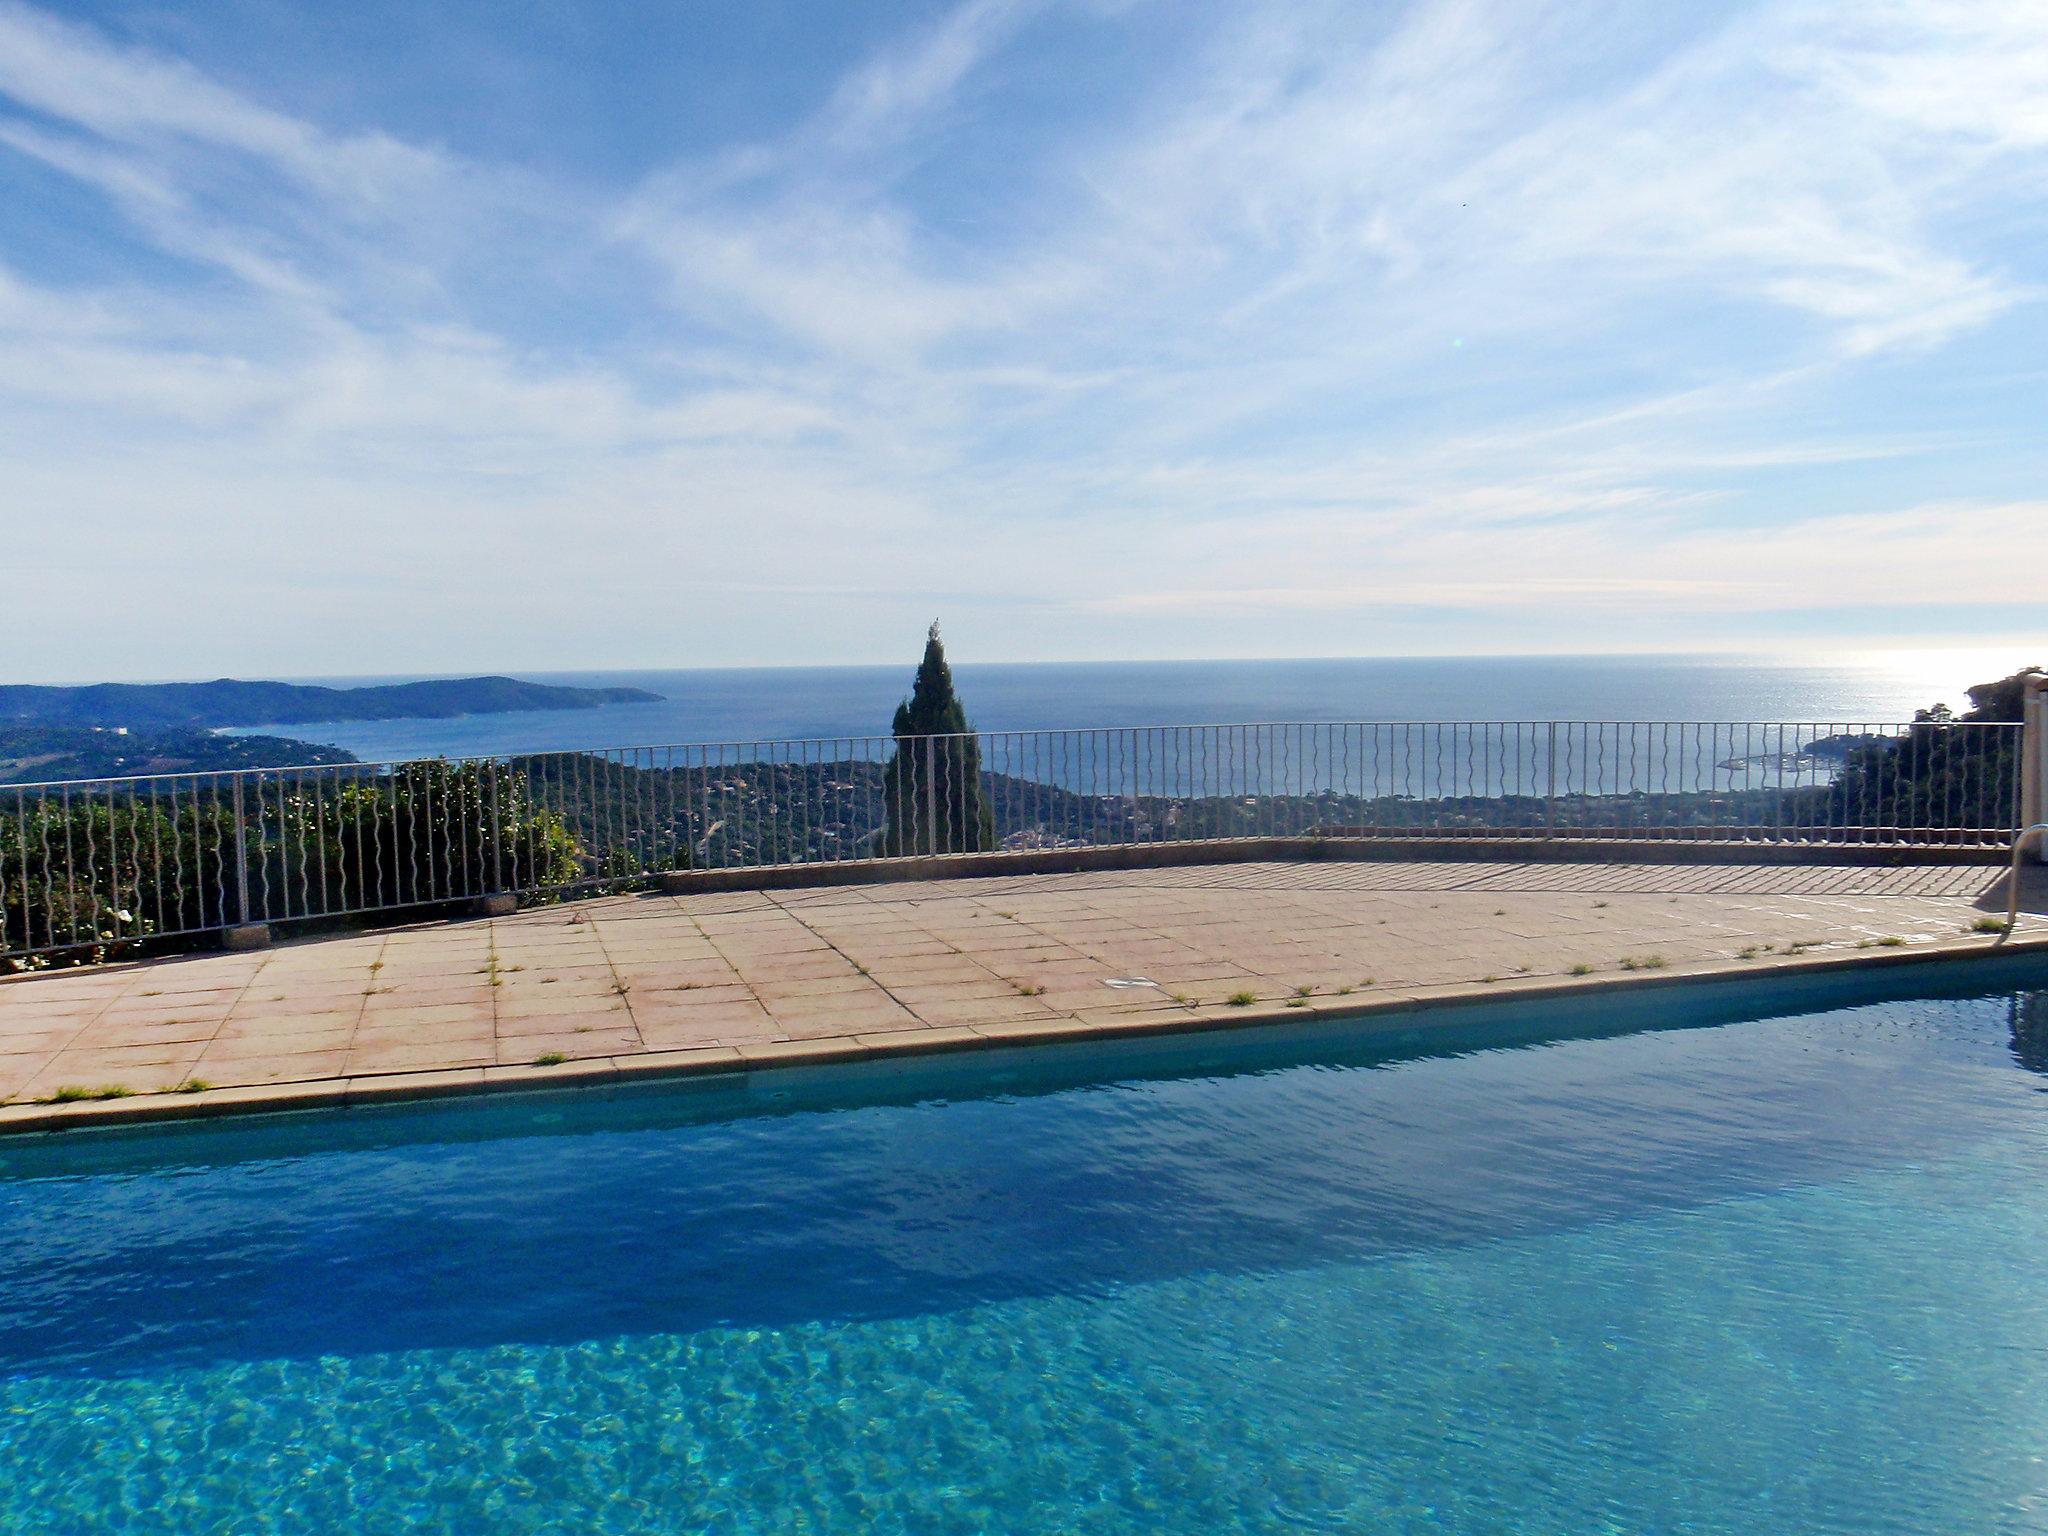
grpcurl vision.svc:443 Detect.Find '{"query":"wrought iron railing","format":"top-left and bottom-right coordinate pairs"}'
top-left (1, 718), bottom-right (2024, 963)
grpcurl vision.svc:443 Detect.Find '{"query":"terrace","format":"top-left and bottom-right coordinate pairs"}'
top-left (3, 861), bottom-right (2046, 1131)
top-left (4, 705), bottom-right (2045, 1131)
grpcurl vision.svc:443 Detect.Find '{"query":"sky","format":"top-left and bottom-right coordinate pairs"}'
top-left (1, 0), bottom-right (2045, 682)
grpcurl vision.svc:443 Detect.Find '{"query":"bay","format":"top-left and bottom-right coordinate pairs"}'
top-left (230, 651), bottom-right (2036, 762)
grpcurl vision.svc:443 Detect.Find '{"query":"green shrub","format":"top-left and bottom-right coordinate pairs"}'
top-left (3, 760), bottom-right (582, 968)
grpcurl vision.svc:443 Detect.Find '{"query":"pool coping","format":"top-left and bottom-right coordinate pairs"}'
top-left (3, 931), bottom-right (2044, 1138)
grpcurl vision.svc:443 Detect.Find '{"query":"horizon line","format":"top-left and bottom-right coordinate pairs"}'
top-left (10, 644), bottom-right (2043, 691)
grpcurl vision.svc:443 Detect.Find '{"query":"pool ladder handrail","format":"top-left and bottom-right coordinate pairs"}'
top-left (2006, 824), bottom-right (2048, 937)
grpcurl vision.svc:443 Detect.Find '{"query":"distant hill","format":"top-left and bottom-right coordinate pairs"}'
top-left (0, 676), bottom-right (663, 730)
top-left (0, 726), bottom-right (359, 785)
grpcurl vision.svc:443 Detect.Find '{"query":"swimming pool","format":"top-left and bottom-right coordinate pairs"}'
top-left (3, 958), bottom-right (2046, 1533)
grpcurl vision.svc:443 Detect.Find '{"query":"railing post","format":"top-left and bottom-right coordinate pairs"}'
top-left (1544, 722), bottom-right (1558, 841)
top-left (1128, 727), bottom-right (1142, 845)
top-left (923, 734), bottom-right (937, 855)
top-left (231, 773), bottom-right (250, 924)
top-left (223, 772), bottom-right (269, 950)
top-left (2023, 673), bottom-right (2048, 859)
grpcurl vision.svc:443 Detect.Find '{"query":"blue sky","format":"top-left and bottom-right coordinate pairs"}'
top-left (2, 0), bottom-right (2044, 681)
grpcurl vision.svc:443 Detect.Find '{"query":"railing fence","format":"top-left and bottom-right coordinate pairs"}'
top-left (2, 718), bottom-right (2024, 963)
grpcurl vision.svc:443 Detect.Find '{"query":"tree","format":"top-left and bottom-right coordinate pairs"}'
top-left (3, 760), bottom-right (584, 970)
top-left (878, 623), bottom-right (995, 856)
top-left (1825, 666), bottom-right (2041, 837)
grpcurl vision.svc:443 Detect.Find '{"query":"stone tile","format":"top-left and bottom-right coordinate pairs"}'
top-left (495, 994), bottom-right (632, 1023)
top-left (626, 982), bottom-right (758, 1009)
top-left (34, 1039), bottom-right (205, 1072)
top-left (496, 1027), bottom-right (643, 1060)
top-left (0, 998), bottom-right (110, 1027)
top-left (771, 1013), bottom-right (921, 1043)
top-left (355, 1000), bottom-right (493, 1027)
top-left (488, 963), bottom-right (615, 986)
top-left (706, 929), bottom-right (833, 955)
top-left (1030, 985), bottom-right (1136, 1012)
top-left (239, 979), bottom-right (368, 1007)
top-left (627, 993), bottom-right (775, 1025)
top-left (0, 979), bottom-right (132, 1006)
top-left (215, 1008), bottom-right (362, 1038)
top-left (95, 995), bottom-right (236, 1022)
top-left (0, 1021), bottom-right (90, 1052)
top-left (25, 1051), bottom-right (204, 1097)
top-left (996, 957), bottom-right (1115, 981)
top-left (362, 985), bottom-right (496, 1012)
top-left (354, 1030), bottom-right (498, 1060)
top-left (193, 1047), bottom-right (352, 1086)
top-left (726, 952), bottom-right (862, 982)
top-left (610, 962), bottom-right (745, 989)
top-left (120, 977), bottom-right (247, 1002)
top-left (888, 980), bottom-right (1031, 1009)
top-left (637, 1020), bottom-right (781, 1051)
top-left (746, 974), bottom-right (890, 1003)
top-left (89, 1016), bottom-right (225, 1049)
top-left (832, 937), bottom-right (958, 960)
top-left (902, 995), bottom-right (1068, 1027)
top-left (251, 954), bottom-right (372, 980)
top-left (202, 1024), bottom-right (356, 1056)
top-left (347, 1039), bottom-right (498, 1073)
top-left (0, 1057), bottom-right (43, 1102)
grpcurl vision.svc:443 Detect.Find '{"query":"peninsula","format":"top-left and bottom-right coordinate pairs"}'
top-left (0, 726), bottom-right (358, 785)
top-left (0, 676), bottom-right (663, 730)
top-left (0, 675), bottom-right (663, 783)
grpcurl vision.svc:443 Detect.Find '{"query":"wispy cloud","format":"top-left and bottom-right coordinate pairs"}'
top-left (0, 0), bottom-right (2042, 675)
top-left (0, 0), bottom-right (440, 200)
top-left (816, 0), bottom-right (1045, 155)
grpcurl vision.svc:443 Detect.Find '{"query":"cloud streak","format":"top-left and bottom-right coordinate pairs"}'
top-left (0, 0), bottom-right (2042, 677)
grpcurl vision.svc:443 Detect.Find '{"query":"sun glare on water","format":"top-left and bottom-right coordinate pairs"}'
top-left (1825, 647), bottom-right (2044, 714)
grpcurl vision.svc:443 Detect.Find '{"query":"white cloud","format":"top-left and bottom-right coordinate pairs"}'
top-left (0, 0), bottom-right (441, 203)
top-left (1801, 0), bottom-right (2048, 151)
top-left (817, 0), bottom-right (1044, 154)
top-left (1083, 497), bottom-right (2048, 621)
top-left (0, 0), bottom-right (2043, 677)
top-left (1070, 0), bottom-right (2037, 367)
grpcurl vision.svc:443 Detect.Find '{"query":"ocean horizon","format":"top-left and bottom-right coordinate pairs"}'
top-left (222, 650), bottom-right (2041, 763)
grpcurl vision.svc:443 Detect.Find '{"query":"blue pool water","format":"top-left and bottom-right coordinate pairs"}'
top-left (3, 960), bottom-right (2048, 1533)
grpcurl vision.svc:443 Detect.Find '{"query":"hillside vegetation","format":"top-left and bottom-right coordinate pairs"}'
top-left (0, 726), bottom-right (357, 786)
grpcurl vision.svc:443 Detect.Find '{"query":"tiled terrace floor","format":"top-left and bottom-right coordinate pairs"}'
top-left (1, 859), bottom-right (2041, 1129)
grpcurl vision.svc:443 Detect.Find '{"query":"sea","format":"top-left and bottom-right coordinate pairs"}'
top-left (228, 650), bottom-right (2041, 762)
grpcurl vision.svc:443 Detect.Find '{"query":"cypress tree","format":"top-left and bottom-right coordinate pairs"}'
top-left (879, 623), bottom-right (995, 856)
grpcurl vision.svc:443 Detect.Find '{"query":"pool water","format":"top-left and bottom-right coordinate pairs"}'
top-left (4, 961), bottom-right (2047, 1534)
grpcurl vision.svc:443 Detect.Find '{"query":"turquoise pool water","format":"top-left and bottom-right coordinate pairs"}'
top-left (4, 961), bottom-right (2047, 1533)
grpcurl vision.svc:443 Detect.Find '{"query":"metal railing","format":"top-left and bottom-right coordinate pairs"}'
top-left (1, 718), bottom-right (2024, 964)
